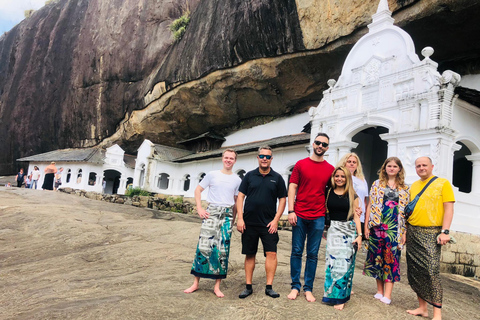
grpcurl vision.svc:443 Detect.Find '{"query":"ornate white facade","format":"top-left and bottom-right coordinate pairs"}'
top-left (309, 0), bottom-right (480, 234)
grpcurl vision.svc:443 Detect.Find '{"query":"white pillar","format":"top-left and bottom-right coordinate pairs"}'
top-left (118, 178), bottom-right (127, 195)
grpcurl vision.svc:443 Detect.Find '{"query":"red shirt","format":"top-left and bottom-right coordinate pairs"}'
top-left (290, 157), bottom-right (334, 220)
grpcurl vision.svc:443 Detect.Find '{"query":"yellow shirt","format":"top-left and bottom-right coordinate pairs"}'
top-left (408, 176), bottom-right (455, 227)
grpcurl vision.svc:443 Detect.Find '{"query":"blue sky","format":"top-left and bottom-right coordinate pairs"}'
top-left (0, 0), bottom-right (46, 34)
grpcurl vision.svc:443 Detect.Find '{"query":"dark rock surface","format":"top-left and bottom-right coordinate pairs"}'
top-left (0, 0), bottom-right (200, 174)
top-left (2, 0), bottom-right (480, 174)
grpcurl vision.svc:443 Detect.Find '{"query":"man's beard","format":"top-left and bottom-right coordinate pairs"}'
top-left (314, 148), bottom-right (326, 157)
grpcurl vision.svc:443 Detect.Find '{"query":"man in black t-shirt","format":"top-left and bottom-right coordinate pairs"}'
top-left (15, 168), bottom-right (26, 188)
top-left (236, 146), bottom-right (287, 299)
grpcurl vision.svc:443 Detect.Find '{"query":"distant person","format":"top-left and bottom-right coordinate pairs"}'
top-left (363, 157), bottom-right (409, 305)
top-left (287, 133), bottom-right (335, 302)
top-left (54, 167), bottom-right (64, 191)
top-left (406, 157), bottom-right (455, 320)
top-left (25, 175), bottom-right (31, 189)
top-left (236, 146), bottom-right (287, 299)
top-left (42, 162), bottom-right (57, 190)
top-left (30, 166), bottom-right (41, 189)
top-left (338, 153), bottom-right (369, 239)
top-left (15, 168), bottom-right (26, 188)
top-left (322, 167), bottom-right (361, 310)
top-left (184, 149), bottom-right (241, 298)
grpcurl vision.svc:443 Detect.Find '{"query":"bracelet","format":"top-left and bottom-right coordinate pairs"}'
top-left (288, 210), bottom-right (295, 213)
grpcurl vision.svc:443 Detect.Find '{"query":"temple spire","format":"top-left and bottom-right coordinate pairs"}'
top-left (376, 0), bottom-right (389, 13)
top-left (368, 0), bottom-right (394, 33)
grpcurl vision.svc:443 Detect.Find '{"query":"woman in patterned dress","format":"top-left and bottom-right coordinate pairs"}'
top-left (322, 167), bottom-right (361, 310)
top-left (363, 157), bottom-right (410, 305)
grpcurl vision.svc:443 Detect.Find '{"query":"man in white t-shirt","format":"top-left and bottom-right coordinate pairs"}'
top-left (184, 148), bottom-right (242, 298)
top-left (30, 166), bottom-right (41, 189)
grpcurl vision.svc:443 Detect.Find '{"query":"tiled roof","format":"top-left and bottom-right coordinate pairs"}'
top-left (152, 145), bottom-right (193, 161)
top-left (174, 133), bottom-right (310, 162)
top-left (17, 148), bottom-right (105, 164)
top-left (17, 147), bottom-right (136, 168)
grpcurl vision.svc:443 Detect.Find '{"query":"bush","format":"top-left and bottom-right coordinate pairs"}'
top-left (125, 187), bottom-right (150, 197)
top-left (167, 196), bottom-right (184, 203)
top-left (170, 12), bottom-right (190, 41)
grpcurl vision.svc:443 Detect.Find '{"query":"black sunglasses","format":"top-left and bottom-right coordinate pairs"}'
top-left (314, 141), bottom-right (329, 148)
top-left (258, 155), bottom-right (272, 160)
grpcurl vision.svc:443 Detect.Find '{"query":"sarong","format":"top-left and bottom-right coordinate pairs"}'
top-left (363, 200), bottom-right (401, 282)
top-left (406, 224), bottom-right (442, 308)
top-left (42, 173), bottom-right (54, 190)
top-left (322, 220), bottom-right (358, 305)
top-left (190, 205), bottom-right (233, 279)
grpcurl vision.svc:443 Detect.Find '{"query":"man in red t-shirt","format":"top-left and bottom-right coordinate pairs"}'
top-left (287, 132), bottom-right (335, 302)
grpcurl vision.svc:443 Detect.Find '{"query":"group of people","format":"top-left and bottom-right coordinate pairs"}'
top-left (183, 132), bottom-right (454, 320)
top-left (14, 162), bottom-right (64, 191)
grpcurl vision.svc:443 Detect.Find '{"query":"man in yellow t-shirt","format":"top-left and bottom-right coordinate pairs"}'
top-left (406, 157), bottom-right (455, 320)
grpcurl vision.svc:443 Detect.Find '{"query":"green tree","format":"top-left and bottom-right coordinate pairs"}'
top-left (170, 11), bottom-right (190, 41)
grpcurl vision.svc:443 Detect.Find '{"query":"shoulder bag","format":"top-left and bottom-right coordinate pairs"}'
top-left (404, 176), bottom-right (438, 220)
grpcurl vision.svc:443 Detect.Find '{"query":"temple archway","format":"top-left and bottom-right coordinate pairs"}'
top-left (104, 169), bottom-right (121, 194)
top-left (453, 142), bottom-right (473, 193)
top-left (351, 126), bottom-right (389, 185)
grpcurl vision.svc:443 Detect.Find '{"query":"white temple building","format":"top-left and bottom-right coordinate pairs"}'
top-left (18, 145), bottom-right (135, 195)
top-left (308, 0), bottom-right (479, 235)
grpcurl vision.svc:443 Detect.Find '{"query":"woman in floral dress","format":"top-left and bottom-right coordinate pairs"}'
top-left (363, 157), bottom-right (409, 305)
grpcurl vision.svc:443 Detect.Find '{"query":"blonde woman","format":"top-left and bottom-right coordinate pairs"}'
top-left (337, 153), bottom-right (369, 238)
top-left (363, 157), bottom-right (410, 305)
top-left (322, 167), bottom-right (361, 310)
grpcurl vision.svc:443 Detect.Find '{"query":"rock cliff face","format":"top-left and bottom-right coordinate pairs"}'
top-left (0, 0), bottom-right (200, 173)
top-left (1, 0), bottom-right (480, 174)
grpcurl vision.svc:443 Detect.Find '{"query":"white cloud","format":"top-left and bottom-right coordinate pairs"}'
top-left (0, 0), bottom-right (46, 34)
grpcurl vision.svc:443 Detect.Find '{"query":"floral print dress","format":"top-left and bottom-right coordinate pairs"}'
top-left (363, 186), bottom-right (401, 282)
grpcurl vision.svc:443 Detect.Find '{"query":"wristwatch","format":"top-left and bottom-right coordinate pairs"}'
top-left (441, 229), bottom-right (450, 235)
top-left (288, 210), bottom-right (295, 213)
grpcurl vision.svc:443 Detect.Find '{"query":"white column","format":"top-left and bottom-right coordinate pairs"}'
top-left (118, 178), bottom-right (127, 195)
top-left (167, 177), bottom-right (174, 193)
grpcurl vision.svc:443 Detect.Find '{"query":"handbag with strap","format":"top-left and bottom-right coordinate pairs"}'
top-left (404, 176), bottom-right (438, 220)
top-left (325, 187), bottom-right (332, 227)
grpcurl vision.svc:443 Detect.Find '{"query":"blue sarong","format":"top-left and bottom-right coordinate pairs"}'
top-left (322, 220), bottom-right (358, 305)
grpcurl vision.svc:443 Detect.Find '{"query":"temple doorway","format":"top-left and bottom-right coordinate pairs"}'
top-left (351, 127), bottom-right (388, 185)
top-left (453, 141), bottom-right (472, 193)
top-left (104, 169), bottom-right (121, 194)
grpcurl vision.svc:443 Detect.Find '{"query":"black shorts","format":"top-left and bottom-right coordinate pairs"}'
top-left (241, 225), bottom-right (279, 256)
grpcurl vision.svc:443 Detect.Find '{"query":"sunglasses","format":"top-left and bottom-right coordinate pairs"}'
top-left (314, 141), bottom-right (329, 148)
top-left (258, 155), bottom-right (272, 160)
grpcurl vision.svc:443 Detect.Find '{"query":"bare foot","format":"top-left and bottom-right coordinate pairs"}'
top-left (406, 308), bottom-right (428, 317)
top-left (214, 288), bottom-right (225, 298)
top-left (334, 303), bottom-right (345, 310)
top-left (287, 289), bottom-right (299, 300)
top-left (184, 284), bottom-right (199, 294)
top-left (304, 291), bottom-right (316, 302)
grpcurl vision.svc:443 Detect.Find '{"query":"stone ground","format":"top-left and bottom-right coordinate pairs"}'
top-left (0, 182), bottom-right (479, 320)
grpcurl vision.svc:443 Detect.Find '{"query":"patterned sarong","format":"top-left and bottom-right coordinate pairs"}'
top-left (190, 205), bottom-right (233, 279)
top-left (322, 220), bottom-right (358, 305)
top-left (406, 224), bottom-right (443, 308)
top-left (363, 200), bottom-right (401, 282)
